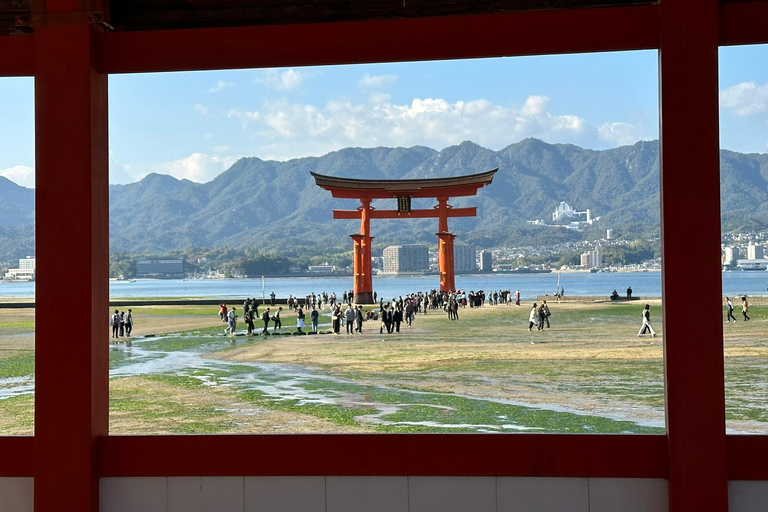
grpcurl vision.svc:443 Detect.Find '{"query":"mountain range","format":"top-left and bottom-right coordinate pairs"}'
top-left (2, 138), bottom-right (768, 261)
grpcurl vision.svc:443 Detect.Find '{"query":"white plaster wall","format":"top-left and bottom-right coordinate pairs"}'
top-left (729, 481), bottom-right (768, 512)
top-left (0, 477), bottom-right (34, 512)
top-left (99, 476), bottom-right (670, 512)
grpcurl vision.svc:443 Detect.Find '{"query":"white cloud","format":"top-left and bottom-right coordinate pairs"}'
top-left (0, 165), bottom-right (34, 188)
top-left (208, 80), bottom-right (234, 93)
top-left (358, 74), bottom-right (397, 88)
top-left (598, 122), bottom-right (641, 146)
top-left (254, 69), bottom-right (304, 90)
top-left (194, 103), bottom-right (211, 115)
top-left (111, 153), bottom-right (238, 184)
top-left (226, 94), bottom-right (611, 160)
top-left (720, 81), bottom-right (768, 116)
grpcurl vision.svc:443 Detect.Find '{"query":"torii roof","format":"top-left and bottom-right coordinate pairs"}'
top-left (310, 169), bottom-right (497, 199)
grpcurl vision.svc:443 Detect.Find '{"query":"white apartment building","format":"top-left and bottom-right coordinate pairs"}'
top-left (454, 244), bottom-right (477, 272)
top-left (382, 245), bottom-right (429, 274)
top-left (748, 242), bottom-right (764, 260)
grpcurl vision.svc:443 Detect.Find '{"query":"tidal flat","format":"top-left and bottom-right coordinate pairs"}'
top-left (0, 301), bottom-right (766, 435)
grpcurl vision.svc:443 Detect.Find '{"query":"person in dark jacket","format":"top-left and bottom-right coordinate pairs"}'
top-left (261, 307), bottom-right (271, 335)
top-left (393, 308), bottom-right (403, 333)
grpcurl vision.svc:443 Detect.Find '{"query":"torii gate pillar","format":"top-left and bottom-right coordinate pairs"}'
top-left (437, 231), bottom-right (457, 292)
top-left (350, 233), bottom-right (374, 304)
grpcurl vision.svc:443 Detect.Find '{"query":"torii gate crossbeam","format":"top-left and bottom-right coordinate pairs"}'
top-left (312, 169), bottom-right (497, 303)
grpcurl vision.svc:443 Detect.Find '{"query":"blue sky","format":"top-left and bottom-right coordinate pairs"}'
top-left (1, 45), bottom-right (767, 188)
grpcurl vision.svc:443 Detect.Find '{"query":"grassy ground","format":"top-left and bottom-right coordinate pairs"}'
top-left (1, 300), bottom-right (767, 435)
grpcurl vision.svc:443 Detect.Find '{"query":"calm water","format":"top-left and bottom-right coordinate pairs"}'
top-left (0, 271), bottom-right (765, 300)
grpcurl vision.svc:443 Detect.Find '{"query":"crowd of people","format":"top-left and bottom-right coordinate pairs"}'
top-left (110, 309), bottom-right (133, 340)
top-left (112, 288), bottom-right (757, 341)
top-left (214, 287), bottom-right (532, 337)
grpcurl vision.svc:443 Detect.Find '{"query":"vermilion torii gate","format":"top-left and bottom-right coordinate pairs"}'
top-left (311, 169), bottom-right (497, 303)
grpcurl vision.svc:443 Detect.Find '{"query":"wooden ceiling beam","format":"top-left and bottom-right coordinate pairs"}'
top-left (0, 33), bottom-right (33, 74)
top-left (97, 3), bottom-right (660, 74)
top-left (108, 0), bottom-right (650, 32)
top-left (719, 0), bottom-right (768, 46)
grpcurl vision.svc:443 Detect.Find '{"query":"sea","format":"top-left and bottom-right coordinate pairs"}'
top-left (0, 271), bottom-right (765, 300)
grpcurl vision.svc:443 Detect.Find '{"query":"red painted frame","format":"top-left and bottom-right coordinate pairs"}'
top-left (0, 1), bottom-right (767, 510)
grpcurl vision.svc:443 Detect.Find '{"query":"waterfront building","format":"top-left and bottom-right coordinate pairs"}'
top-left (18, 256), bottom-right (35, 270)
top-left (606, 229), bottom-right (614, 240)
top-left (308, 265), bottom-right (334, 274)
top-left (580, 244), bottom-right (602, 269)
top-left (724, 246), bottom-right (740, 266)
top-left (479, 250), bottom-right (493, 272)
top-left (382, 244), bottom-right (429, 274)
top-left (2, 256), bottom-right (36, 281)
top-left (736, 259), bottom-right (768, 271)
top-left (454, 244), bottom-right (477, 272)
top-left (135, 258), bottom-right (185, 278)
top-left (748, 242), bottom-right (763, 260)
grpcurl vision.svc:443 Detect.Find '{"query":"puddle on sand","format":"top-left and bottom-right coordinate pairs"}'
top-left (1, 332), bottom-right (667, 432)
top-left (0, 376), bottom-right (34, 400)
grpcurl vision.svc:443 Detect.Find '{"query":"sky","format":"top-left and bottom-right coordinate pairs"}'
top-left (1, 45), bottom-right (767, 188)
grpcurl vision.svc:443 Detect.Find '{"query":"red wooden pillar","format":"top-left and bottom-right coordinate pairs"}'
top-left (34, 22), bottom-right (109, 512)
top-left (437, 232), bottom-right (456, 292)
top-left (436, 198), bottom-right (455, 292)
top-left (659, 0), bottom-right (727, 510)
top-left (355, 199), bottom-right (374, 303)
top-left (350, 234), bottom-right (364, 301)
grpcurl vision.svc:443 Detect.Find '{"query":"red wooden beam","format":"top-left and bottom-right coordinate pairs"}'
top-left (659, 0), bottom-right (728, 511)
top-left (97, 4), bottom-right (660, 74)
top-left (727, 436), bottom-right (768, 480)
top-left (327, 186), bottom-right (490, 199)
top-left (98, 434), bottom-right (668, 478)
top-left (0, 36), bottom-right (35, 77)
top-left (34, 23), bottom-right (109, 512)
top-left (719, 1), bottom-right (768, 46)
top-left (0, 437), bottom-right (34, 477)
top-left (333, 207), bottom-right (477, 219)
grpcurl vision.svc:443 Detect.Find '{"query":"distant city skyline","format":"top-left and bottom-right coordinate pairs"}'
top-left (2, 44), bottom-right (767, 189)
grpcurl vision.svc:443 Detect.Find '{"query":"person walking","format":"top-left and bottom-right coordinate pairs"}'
top-left (345, 304), bottom-right (356, 334)
top-left (244, 308), bottom-right (254, 335)
top-left (725, 297), bottom-right (737, 323)
top-left (296, 307), bottom-right (306, 333)
top-left (528, 303), bottom-right (539, 331)
top-left (741, 296), bottom-right (751, 321)
top-left (541, 300), bottom-right (551, 328)
top-left (384, 307), bottom-right (393, 333)
top-left (257, 307), bottom-right (268, 335)
top-left (124, 309), bottom-right (133, 336)
top-left (118, 312), bottom-right (125, 337)
top-left (355, 305), bottom-right (364, 333)
top-left (219, 303), bottom-right (227, 322)
top-left (270, 291), bottom-right (276, 306)
top-left (332, 305), bottom-right (342, 334)
top-left (515, 289), bottom-right (521, 306)
top-left (637, 304), bottom-right (657, 337)
top-left (626, 286), bottom-right (633, 300)
top-left (310, 306), bottom-right (319, 333)
top-left (226, 307), bottom-right (237, 336)
top-left (111, 309), bottom-right (120, 339)
top-left (393, 307), bottom-right (403, 333)
top-left (273, 307), bottom-right (282, 333)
